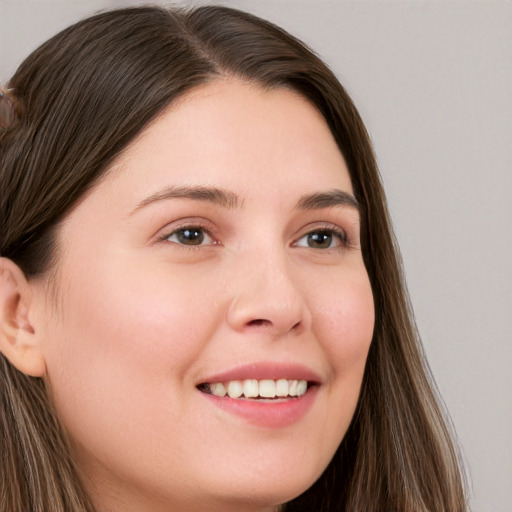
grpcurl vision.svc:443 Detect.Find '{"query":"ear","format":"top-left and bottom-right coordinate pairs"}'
top-left (0, 257), bottom-right (46, 377)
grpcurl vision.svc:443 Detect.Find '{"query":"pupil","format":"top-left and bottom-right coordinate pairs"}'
top-left (178, 228), bottom-right (204, 245)
top-left (308, 231), bottom-right (332, 248)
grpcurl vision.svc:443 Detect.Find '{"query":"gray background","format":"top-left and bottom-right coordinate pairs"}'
top-left (1, 1), bottom-right (510, 510)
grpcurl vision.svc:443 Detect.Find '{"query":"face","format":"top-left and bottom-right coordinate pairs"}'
top-left (34, 81), bottom-right (374, 512)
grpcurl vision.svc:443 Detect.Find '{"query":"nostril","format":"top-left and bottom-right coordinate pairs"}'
top-left (245, 319), bottom-right (303, 331)
top-left (247, 319), bottom-right (270, 327)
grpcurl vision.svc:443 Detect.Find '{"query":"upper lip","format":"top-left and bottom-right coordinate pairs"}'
top-left (197, 362), bottom-right (323, 385)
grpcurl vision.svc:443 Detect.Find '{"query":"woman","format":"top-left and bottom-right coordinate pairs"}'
top-left (0, 5), bottom-right (467, 512)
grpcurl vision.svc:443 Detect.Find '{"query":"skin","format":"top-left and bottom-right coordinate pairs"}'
top-left (26, 80), bottom-right (375, 512)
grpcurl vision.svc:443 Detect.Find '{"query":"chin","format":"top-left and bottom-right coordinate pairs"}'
top-left (205, 464), bottom-right (323, 510)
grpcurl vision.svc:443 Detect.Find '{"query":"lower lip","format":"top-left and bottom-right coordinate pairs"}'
top-left (200, 386), bottom-right (319, 429)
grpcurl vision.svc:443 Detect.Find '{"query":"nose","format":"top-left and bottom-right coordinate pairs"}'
top-left (226, 251), bottom-right (312, 337)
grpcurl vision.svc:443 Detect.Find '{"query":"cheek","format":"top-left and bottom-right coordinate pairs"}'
top-left (313, 273), bottom-right (375, 369)
top-left (52, 261), bottom-right (213, 362)
top-left (42, 263), bottom-right (217, 440)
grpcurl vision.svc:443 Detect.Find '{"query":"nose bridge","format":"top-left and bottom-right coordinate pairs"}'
top-left (226, 239), bottom-right (311, 335)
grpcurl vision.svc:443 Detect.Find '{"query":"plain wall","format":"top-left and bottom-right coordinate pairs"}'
top-left (1, 1), bottom-right (510, 510)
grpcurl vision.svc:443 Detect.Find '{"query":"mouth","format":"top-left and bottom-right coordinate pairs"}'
top-left (196, 364), bottom-right (321, 427)
top-left (197, 378), bottom-right (314, 400)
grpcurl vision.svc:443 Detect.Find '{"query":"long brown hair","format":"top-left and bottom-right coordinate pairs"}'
top-left (0, 6), bottom-right (467, 511)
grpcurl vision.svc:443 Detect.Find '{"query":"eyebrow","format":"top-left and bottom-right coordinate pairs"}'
top-left (296, 189), bottom-right (360, 211)
top-left (131, 185), bottom-right (239, 214)
top-left (131, 185), bottom-right (359, 214)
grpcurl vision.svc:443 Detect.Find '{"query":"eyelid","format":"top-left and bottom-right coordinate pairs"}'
top-left (166, 228), bottom-right (215, 246)
top-left (157, 219), bottom-right (219, 246)
top-left (293, 222), bottom-right (349, 249)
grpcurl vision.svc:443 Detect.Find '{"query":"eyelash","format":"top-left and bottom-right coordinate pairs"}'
top-left (294, 224), bottom-right (349, 250)
top-left (160, 223), bottom-right (216, 248)
top-left (160, 223), bottom-right (349, 250)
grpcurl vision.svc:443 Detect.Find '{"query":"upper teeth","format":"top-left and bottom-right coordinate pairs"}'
top-left (206, 379), bottom-right (308, 399)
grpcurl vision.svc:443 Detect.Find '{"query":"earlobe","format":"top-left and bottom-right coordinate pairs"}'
top-left (0, 257), bottom-right (46, 377)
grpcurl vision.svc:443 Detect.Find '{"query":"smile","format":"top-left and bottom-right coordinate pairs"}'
top-left (197, 363), bottom-right (321, 427)
top-left (199, 379), bottom-right (309, 399)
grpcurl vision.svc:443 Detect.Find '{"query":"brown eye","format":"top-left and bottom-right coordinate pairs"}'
top-left (166, 227), bottom-right (212, 246)
top-left (307, 231), bottom-right (333, 249)
top-left (295, 228), bottom-right (346, 250)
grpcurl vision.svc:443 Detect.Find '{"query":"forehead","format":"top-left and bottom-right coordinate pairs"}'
top-left (108, 79), bottom-right (352, 195)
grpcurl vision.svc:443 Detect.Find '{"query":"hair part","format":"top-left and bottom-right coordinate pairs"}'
top-left (0, 5), bottom-right (467, 511)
